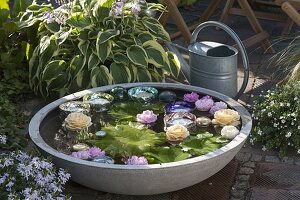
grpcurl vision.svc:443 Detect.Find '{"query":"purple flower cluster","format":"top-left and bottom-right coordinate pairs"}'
top-left (126, 156), bottom-right (148, 165)
top-left (43, 11), bottom-right (67, 25)
top-left (184, 92), bottom-right (199, 103)
top-left (209, 101), bottom-right (227, 114)
top-left (195, 95), bottom-right (214, 111)
top-left (109, 1), bottom-right (125, 16)
top-left (71, 147), bottom-right (105, 160)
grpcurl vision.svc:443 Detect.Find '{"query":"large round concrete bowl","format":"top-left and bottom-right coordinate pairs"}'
top-left (29, 83), bottom-right (252, 195)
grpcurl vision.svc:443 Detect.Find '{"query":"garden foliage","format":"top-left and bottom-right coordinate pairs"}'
top-left (252, 81), bottom-right (300, 157)
top-left (18, 0), bottom-right (181, 98)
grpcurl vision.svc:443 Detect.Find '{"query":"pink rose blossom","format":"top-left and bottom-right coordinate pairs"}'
top-left (71, 150), bottom-right (90, 160)
top-left (136, 110), bottom-right (157, 124)
top-left (184, 92), bottom-right (199, 103)
top-left (88, 147), bottom-right (105, 158)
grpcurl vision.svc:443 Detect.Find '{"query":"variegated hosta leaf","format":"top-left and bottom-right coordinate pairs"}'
top-left (137, 32), bottom-right (155, 44)
top-left (42, 60), bottom-right (67, 82)
top-left (110, 62), bottom-right (131, 84)
top-left (66, 12), bottom-right (91, 29)
top-left (136, 67), bottom-right (152, 82)
top-left (167, 51), bottom-right (181, 78)
top-left (96, 30), bottom-right (119, 45)
top-left (88, 53), bottom-right (100, 70)
top-left (76, 66), bottom-right (91, 89)
top-left (143, 40), bottom-right (167, 67)
top-left (69, 54), bottom-right (85, 77)
top-left (126, 45), bottom-right (148, 67)
top-left (96, 40), bottom-right (112, 63)
top-left (142, 17), bottom-right (170, 41)
top-left (113, 53), bottom-right (129, 65)
top-left (78, 40), bottom-right (90, 56)
top-left (90, 65), bottom-right (113, 87)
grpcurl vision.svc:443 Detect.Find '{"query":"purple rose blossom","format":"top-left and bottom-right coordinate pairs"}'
top-left (126, 156), bottom-right (148, 165)
top-left (195, 97), bottom-right (214, 111)
top-left (88, 147), bottom-right (105, 158)
top-left (136, 110), bottom-right (158, 124)
top-left (71, 150), bottom-right (90, 160)
top-left (184, 92), bottom-right (199, 103)
top-left (209, 101), bottom-right (227, 114)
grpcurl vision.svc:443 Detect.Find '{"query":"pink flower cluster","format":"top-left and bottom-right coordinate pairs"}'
top-left (209, 101), bottom-right (227, 114)
top-left (126, 156), bottom-right (148, 165)
top-left (71, 147), bottom-right (105, 160)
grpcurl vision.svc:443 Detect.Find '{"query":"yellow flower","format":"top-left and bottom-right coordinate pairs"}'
top-left (166, 124), bottom-right (190, 142)
top-left (65, 112), bottom-right (92, 131)
top-left (212, 109), bottom-right (240, 126)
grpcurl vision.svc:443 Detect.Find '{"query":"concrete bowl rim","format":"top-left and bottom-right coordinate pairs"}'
top-left (29, 82), bottom-right (252, 170)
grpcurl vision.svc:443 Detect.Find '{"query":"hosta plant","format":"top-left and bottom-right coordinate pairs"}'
top-left (18, 0), bottom-right (181, 98)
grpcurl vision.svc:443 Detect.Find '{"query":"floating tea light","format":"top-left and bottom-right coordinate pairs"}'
top-left (64, 112), bottom-right (92, 132)
top-left (72, 143), bottom-right (89, 151)
top-left (165, 101), bottom-right (194, 113)
top-left (59, 101), bottom-right (90, 118)
top-left (92, 156), bottom-right (114, 164)
top-left (110, 86), bottom-right (127, 100)
top-left (196, 117), bottom-right (212, 127)
top-left (158, 91), bottom-right (177, 103)
top-left (95, 131), bottom-right (106, 137)
top-left (128, 87), bottom-right (158, 103)
top-left (164, 112), bottom-right (196, 131)
top-left (83, 92), bottom-right (114, 112)
top-left (166, 124), bottom-right (190, 144)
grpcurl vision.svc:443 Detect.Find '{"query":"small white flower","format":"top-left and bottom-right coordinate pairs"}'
top-left (257, 130), bottom-right (262, 135)
top-left (294, 97), bottom-right (298, 100)
top-left (287, 103), bottom-right (290, 107)
top-left (268, 112), bottom-right (272, 117)
top-left (0, 134), bottom-right (7, 144)
top-left (262, 146), bottom-right (267, 151)
top-left (298, 126), bottom-right (300, 130)
top-left (297, 149), bottom-right (300, 154)
top-left (280, 103), bottom-right (284, 107)
top-left (291, 122), bottom-right (294, 125)
top-left (285, 132), bottom-right (292, 138)
top-left (273, 123), bottom-right (278, 128)
top-left (281, 119), bottom-right (286, 124)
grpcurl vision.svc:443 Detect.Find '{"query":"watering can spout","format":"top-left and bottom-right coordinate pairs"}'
top-left (166, 21), bottom-right (249, 100)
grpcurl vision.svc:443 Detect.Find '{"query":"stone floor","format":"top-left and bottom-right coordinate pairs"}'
top-left (23, 1), bottom-right (300, 199)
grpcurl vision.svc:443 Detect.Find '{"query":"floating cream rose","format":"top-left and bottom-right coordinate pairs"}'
top-left (166, 124), bottom-right (190, 142)
top-left (64, 112), bottom-right (92, 131)
top-left (221, 126), bottom-right (240, 139)
top-left (212, 109), bottom-right (240, 126)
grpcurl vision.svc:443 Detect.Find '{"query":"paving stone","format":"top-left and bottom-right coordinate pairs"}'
top-left (249, 188), bottom-right (300, 200)
top-left (265, 155), bottom-right (280, 163)
top-left (231, 190), bottom-right (246, 198)
top-left (250, 154), bottom-right (263, 162)
top-left (243, 162), bottom-right (256, 168)
top-left (239, 167), bottom-right (254, 175)
top-left (295, 157), bottom-right (300, 166)
top-left (237, 175), bottom-right (251, 182)
top-left (235, 152), bottom-right (252, 162)
top-left (281, 156), bottom-right (294, 164)
top-left (233, 181), bottom-right (249, 190)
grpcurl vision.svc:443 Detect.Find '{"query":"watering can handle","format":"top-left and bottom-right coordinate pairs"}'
top-left (191, 21), bottom-right (250, 100)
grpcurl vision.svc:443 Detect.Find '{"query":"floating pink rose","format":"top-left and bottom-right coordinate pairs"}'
top-left (183, 92), bottom-right (199, 103)
top-left (136, 110), bottom-right (157, 124)
top-left (126, 156), bottom-right (148, 165)
top-left (71, 147), bottom-right (105, 160)
top-left (209, 101), bottom-right (227, 114)
top-left (71, 150), bottom-right (90, 160)
top-left (195, 97), bottom-right (214, 111)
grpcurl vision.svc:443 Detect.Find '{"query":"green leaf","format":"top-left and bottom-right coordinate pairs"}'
top-left (90, 65), bottom-right (112, 87)
top-left (144, 147), bottom-right (190, 164)
top-left (96, 40), bottom-right (111, 63)
top-left (76, 67), bottom-right (91, 89)
top-left (143, 40), bottom-right (167, 67)
top-left (78, 40), bottom-right (90, 56)
top-left (93, 0), bottom-right (114, 23)
top-left (113, 53), bottom-right (129, 64)
top-left (126, 45), bottom-right (148, 67)
top-left (11, 0), bottom-right (32, 18)
top-left (66, 12), bottom-right (91, 28)
top-left (88, 124), bottom-right (166, 157)
top-left (39, 36), bottom-right (57, 67)
top-left (96, 30), bottom-right (119, 44)
top-left (69, 54), bottom-right (85, 77)
top-left (55, 29), bottom-right (72, 45)
top-left (39, 36), bottom-right (51, 54)
top-left (138, 32), bottom-right (155, 44)
top-left (108, 101), bottom-right (165, 122)
top-left (88, 53), bottom-right (100, 70)
top-left (47, 73), bottom-right (69, 91)
top-left (180, 136), bottom-right (224, 156)
top-left (136, 67), bottom-right (152, 82)
top-left (42, 60), bottom-right (67, 81)
top-left (167, 51), bottom-right (181, 77)
top-left (45, 22), bottom-right (60, 33)
top-left (110, 62), bottom-right (131, 83)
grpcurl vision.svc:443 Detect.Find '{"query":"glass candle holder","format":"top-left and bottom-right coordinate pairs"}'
top-left (59, 101), bottom-right (90, 119)
top-left (83, 92), bottom-right (114, 112)
top-left (128, 87), bottom-right (158, 103)
top-left (165, 101), bottom-right (194, 113)
top-left (164, 112), bottom-right (197, 131)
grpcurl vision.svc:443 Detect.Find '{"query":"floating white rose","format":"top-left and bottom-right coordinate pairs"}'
top-left (65, 112), bottom-right (92, 131)
top-left (221, 126), bottom-right (240, 139)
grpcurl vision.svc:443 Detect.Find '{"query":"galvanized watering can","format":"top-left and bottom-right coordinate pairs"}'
top-left (166, 21), bottom-right (249, 100)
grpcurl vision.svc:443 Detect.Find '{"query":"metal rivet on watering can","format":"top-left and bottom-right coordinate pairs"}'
top-left (166, 21), bottom-right (249, 100)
